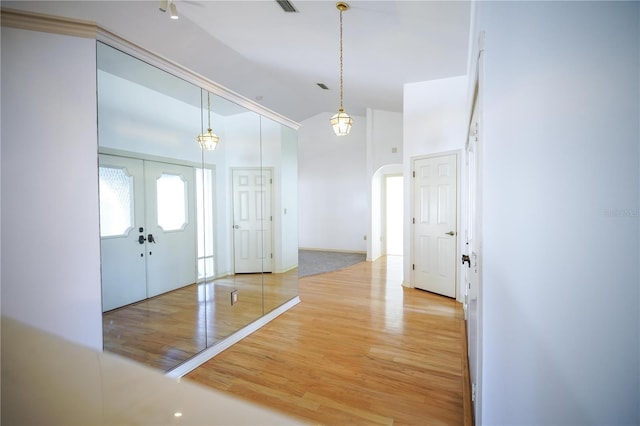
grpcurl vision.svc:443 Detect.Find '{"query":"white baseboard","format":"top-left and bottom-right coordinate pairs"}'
top-left (165, 296), bottom-right (301, 379)
top-left (299, 247), bottom-right (366, 255)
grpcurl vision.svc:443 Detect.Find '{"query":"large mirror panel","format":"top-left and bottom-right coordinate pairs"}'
top-left (261, 117), bottom-right (299, 313)
top-left (97, 42), bottom-right (208, 371)
top-left (200, 97), bottom-right (265, 346)
top-left (96, 42), bottom-right (299, 373)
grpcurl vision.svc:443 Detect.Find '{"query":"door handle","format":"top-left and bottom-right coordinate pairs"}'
top-left (147, 234), bottom-right (156, 244)
top-left (461, 254), bottom-right (471, 268)
top-left (234, 225), bottom-right (239, 229)
top-left (446, 231), bottom-right (456, 236)
top-left (138, 235), bottom-right (146, 244)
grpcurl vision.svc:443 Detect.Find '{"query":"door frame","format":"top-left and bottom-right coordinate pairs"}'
top-left (410, 150), bottom-right (461, 298)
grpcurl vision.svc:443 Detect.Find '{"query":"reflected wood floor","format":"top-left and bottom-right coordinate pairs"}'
top-left (187, 256), bottom-right (472, 425)
top-left (103, 270), bottom-right (298, 372)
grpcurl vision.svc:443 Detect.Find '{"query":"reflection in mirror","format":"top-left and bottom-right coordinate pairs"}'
top-left (97, 41), bottom-right (206, 371)
top-left (260, 117), bottom-right (300, 314)
top-left (199, 94), bottom-right (265, 346)
top-left (97, 41), bottom-right (299, 373)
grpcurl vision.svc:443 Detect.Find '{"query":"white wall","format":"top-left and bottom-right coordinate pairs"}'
top-left (298, 110), bottom-right (402, 255)
top-left (473, 2), bottom-right (640, 424)
top-left (298, 112), bottom-right (367, 252)
top-left (366, 109), bottom-right (403, 260)
top-left (403, 76), bottom-right (468, 295)
top-left (1, 27), bottom-right (103, 350)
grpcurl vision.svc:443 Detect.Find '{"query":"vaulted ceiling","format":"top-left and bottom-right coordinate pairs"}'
top-left (4, 0), bottom-right (471, 123)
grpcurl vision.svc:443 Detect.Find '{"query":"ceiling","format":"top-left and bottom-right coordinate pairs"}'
top-left (5, 0), bottom-right (471, 123)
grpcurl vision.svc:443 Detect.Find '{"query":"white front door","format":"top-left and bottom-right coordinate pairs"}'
top-left (99, 155), bottom-right (147, 311)
top-left (144, 161), bottom-right (197, 297)
top-left (232, 168), bottom-right (272, 273)
top-left (412, 153), bottom-right (457, 298)
top-left (99, 155), bottom-right (197, 311)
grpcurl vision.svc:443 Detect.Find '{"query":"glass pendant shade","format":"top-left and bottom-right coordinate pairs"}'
top-left (197, 129), bottom-right (219, 150)
top-left (330, 108), bottom-right (353, 136)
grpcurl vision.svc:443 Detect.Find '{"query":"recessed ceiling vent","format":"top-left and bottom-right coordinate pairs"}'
top-left (317, 83), bottom-right (329, 90)
top-left (276, 0), bottom-right (298, 13)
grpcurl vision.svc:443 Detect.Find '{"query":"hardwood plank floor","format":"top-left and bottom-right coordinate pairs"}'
top-left (187, 256), bottom-right (472, 425)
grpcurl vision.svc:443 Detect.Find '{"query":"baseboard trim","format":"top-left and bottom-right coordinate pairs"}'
top-left (165, 296), bottom-right (301, 379)
top-left (275, 264), bottom-right (299, 274)
top-left (299, 247), bottom-right (366, 255)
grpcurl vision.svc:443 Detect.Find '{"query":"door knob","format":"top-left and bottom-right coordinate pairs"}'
top-left (461, 254), bottom-right (471, 267)
top-left (138, 235), bottom-right (146, 244)
top-left (446, 231), bottom-right (456, 236)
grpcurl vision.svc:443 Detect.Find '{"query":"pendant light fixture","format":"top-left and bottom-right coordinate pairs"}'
top-left (197, 91), bottom-right (219, 151)
top-left (330, 1), bottom-right (353, 136)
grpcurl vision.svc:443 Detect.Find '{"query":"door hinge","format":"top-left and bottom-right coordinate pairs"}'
top-left (270, 216), bottom-right (273, 221)
top-left (270, 178), bottom-right (273, 184)
top-left (412, 171), bottom-right (415, 178)
top-left (412, 264), bottom-right (415, 270)
top-left (270, 253), bottom-right (273, 259)
top-left (472, 383), bottom-right (477, 402)
top-left (412, 217), bottom-right (415, 224)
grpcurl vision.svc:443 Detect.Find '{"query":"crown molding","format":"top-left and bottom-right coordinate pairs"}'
top-left (1, 7), bottom-right (300, 130)
top-left (1, 8), bottom-right (97, 38)
top-left (96, 27), bottom-right (301, 130)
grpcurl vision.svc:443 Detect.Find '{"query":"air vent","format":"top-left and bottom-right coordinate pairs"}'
top-left (276, 0), bottom-right (298, 13)
top-left (317, 83), bottom-right (329, 90)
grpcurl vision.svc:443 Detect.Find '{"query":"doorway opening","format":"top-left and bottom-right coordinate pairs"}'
top-left (384, 175), bottom-right (403, 256)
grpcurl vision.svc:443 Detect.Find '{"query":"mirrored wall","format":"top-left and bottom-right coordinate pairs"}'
top-left (96, 42), bottom-right (299, 372)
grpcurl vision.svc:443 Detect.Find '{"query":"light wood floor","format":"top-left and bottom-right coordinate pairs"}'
top-left (103, 270), bottom-right (298, 371)
top-left (187, 256), bottom-right (473, 425)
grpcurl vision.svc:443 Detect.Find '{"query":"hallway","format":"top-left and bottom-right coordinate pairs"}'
top-left (187, 256), bottom-right (471, 425)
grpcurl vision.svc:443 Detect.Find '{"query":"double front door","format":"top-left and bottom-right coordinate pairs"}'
top-left (99, 154), bottom-right (196, 312)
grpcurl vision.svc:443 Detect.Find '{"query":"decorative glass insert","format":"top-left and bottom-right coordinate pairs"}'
top-left (99, 166), bottom-right (134, 238)
top-left (157, 173), bottom-right (187, 231)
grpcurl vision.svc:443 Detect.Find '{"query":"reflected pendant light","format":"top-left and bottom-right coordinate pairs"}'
top-left (330, 1), bottom-right (353, 136)
top-left (197, 92), bottom-right (219, 150)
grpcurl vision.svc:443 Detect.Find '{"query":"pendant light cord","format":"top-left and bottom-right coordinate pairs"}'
top-left (339, 8), bottom-right (344, 110)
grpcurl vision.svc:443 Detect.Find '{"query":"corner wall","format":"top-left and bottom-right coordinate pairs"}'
top-left (474, 2), bottom-right (640, 424)
top-left (1, 27), bottom-right (103, 350)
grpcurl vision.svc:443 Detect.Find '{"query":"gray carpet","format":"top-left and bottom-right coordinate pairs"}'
top-left (298, 249), bottom-right (366, 277)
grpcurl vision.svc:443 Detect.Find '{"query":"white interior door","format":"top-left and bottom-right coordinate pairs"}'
top-left (412, 154), bottom-right (457, 298)
top-left (466, 116), bottom-right (481, 408)
top-left (466, 38), bottom-right (485, 415)
top-left (232, 168), bottom-right (272, 273)
top-left (99, 155), bottom-right (147, 311)
top-left (144, 161), bottom-right (197, 297)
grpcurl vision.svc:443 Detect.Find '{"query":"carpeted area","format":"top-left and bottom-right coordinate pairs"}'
top-left (298, 249), bottom-right (366, 277)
